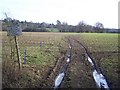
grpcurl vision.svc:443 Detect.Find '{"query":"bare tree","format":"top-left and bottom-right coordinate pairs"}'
top-left (77, 21), bottom-right (86, 32)
top-left (56, 20), bottom-right (62, 32)
top-left (95, 22), bottom-right (104, 29)
top-left (94, 22), bottom-right (104, 33)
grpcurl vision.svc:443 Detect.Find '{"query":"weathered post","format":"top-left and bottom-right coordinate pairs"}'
top-left (14, 36), bottom-right (21, 69)
top-left (40, 41), bottom-right (42, 47)
top-left (6, 19), bottom-right (22, 70)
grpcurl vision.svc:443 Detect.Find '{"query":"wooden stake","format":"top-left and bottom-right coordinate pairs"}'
top-left (14, 36), bottom-right (21, 69)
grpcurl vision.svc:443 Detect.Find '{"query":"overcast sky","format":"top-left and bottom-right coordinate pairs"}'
top-left (0, 0), bottom-right (119, 28)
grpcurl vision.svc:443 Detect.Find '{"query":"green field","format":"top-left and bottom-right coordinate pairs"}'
top-left (46, 28), bottom-right (59, 32)
top-left (1, 31), bottom-right (119, 88)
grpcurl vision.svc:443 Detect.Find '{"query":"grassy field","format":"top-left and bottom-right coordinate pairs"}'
top-left (71, 33), bottom-right (119, 88)
top-left (1, 31), bottom-right (119, 88)
top-left (2, 32), bottom-right (69, 88)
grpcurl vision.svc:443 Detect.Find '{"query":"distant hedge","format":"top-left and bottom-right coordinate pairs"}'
top-left (22, 28), bottom-right (48, 32)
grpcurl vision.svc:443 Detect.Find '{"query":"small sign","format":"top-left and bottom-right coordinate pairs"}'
top-left (7, 21), bottom-right (22, 36)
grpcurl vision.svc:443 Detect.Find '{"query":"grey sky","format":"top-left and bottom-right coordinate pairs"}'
top-left (0, 0), bottom-right (119, 28)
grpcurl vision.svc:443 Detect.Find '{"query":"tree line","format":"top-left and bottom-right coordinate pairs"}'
top-left (2, 19), bottom-right (119, 33)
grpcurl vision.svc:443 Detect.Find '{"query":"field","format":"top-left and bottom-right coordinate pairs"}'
top-left (1, 31), bottom-right (120, 89)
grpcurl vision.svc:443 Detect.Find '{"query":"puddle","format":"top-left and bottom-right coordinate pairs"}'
top-left (86, 54), bottom-right (109, 89)
top-left (87, 56), bottom-right (94, 66)
top-left (54, 72), bottom-right (65, 89)
top-left (84, 44), bottom-right (110, 89)
top-left (93, 70), bottom-right (109, 89)
top-left (54, 45), bottom-right (72, 89)
top-left (66, 58), bottom-right (70, 63)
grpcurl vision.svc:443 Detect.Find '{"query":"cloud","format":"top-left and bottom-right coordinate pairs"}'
top-left (0, 0), bottom-right (119, 28)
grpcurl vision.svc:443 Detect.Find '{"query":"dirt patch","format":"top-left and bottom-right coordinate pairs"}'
top-left (41, 55), bottom-right (66, 88)
top-left (61, 54), bottom-right (96, 88)
top-left (60, 37), bottom-right (96, 88)
top-left (91, 52), bottom-right (120, 88)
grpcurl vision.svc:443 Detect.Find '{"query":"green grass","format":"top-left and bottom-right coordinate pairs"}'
top-left (17, 32), bottom-right (66, 66)
top-left (75, 33), bottom-right (119, 88)
top-left (76, 33), bottom-right (119, 52)
top-left (2, 32), bottom-right (119, 66)
top-left (2, 32), bottom-right (66, 66)
top-left (46, 28), bottom-right (59, 32)
top-left (2, 31), bottom-right (68, 88)
top-left (20, 45), bottom-right (60, 66)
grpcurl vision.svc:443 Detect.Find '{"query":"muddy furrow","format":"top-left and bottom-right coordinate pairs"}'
top-left (53, 38), bottom-right (72, 89)
top-left (69, 37), bottom-right (110, 89)
top-left (40, 36), bottom-right (110, 89)
top-left (60, 37), bottom-right (96, 88)
top-left (41, 55), bottom-right (67, 88)
top-left (40, 39), bottom-right (71, 88)
top-left (39, 55), bottom-right (64, 87)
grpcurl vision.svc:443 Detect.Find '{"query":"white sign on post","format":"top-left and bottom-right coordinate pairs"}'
top-left (6, 20), bottom-right (22, 69)
top-left (7, 21), bottom-right (22, 36)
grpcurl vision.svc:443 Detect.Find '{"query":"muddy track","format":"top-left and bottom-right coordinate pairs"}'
top-left (39, 55), bottom-right (65, 88)
top-left (39, 38), bottom-right (71, 88)
top-left (60, 37), bottom-right (96, 88)
top-left (66, 36), bottom-right (110, 89)
top-left (39, 36), bottom-right (110, 89)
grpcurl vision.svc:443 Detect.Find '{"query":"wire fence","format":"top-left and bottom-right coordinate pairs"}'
top-left (2, 32), bottom-right (68, 67)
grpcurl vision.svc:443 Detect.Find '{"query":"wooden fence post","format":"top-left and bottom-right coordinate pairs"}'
top-left (14, 36), bottom-right (21, 69)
